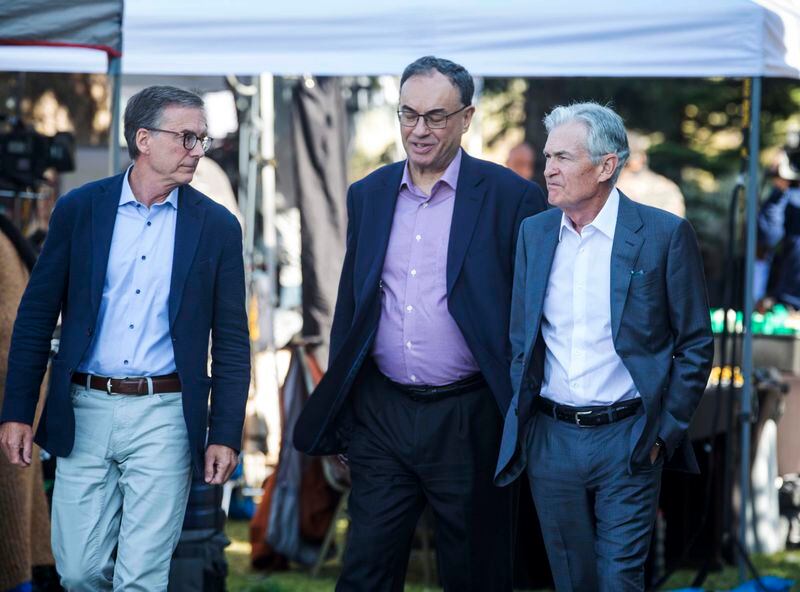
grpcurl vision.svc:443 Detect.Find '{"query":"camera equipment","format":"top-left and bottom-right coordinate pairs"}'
top-left (0, 116), bottom-right (75, 189)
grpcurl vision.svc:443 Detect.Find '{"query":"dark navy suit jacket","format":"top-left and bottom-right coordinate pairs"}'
top-left (293, 152), bottom-right (546, 455)
top-left (495, 193), bottom-right (714, 486)
top-left (0, 173), bottom-right (251, 477)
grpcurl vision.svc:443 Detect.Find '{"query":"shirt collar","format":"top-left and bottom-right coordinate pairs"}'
top-left (559, 187), bottom-right (620, 241)
top-left (400, 148), bottom-right (462, 198)
top-left (119, 165), bottom-right (179, 210)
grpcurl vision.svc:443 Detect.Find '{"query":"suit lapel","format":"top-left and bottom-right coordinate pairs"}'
top-left (169, 185), bottom-right (206, 327)
top-left (610, 193), bottom-right (644, 341)
top-left (90, 175), bottom-right (125, 312)
top-left (357, 163), bottom-right (403, 298)
top-left (446, 153), bottom-right (487, 295)
top-left (527, 212), bottom-right (561, 347)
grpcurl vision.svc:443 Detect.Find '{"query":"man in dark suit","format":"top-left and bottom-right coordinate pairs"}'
top-left (495, 102), bottom-right (714, 591)
top-left (294, 56), bottom-right (545, 591)
top-left (0, 86), bottom-right (250, 591)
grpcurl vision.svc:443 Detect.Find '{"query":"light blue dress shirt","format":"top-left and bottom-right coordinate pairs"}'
top-left (78, 167), bottom-right (178, 377)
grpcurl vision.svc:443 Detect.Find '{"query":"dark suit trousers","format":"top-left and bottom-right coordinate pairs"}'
top-left (526, 411), bottom-right (663, 592)
top-left (336, 362), bottom-right (514, 592)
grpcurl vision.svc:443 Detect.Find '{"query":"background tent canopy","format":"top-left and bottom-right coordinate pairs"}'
top-left (0, 0), bottom-right (122, 56)
top-left (0, 0), bottom-right (798, 79)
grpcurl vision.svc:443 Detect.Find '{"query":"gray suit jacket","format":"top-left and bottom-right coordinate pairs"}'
top-left (494, 192), bottom-right (714, 486)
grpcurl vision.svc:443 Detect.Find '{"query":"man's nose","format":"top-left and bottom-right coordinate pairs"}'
top-left (190, 142), bottom-right (205, 157)
top-left (412, 115), bottom-right (430, 134)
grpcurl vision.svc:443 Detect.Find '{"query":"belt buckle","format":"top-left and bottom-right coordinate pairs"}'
top-left (575, 410), bottom-right (593, 427)
top-left (106, 378), bottom-right (114, 395)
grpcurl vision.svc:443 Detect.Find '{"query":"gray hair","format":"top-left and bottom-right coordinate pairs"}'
top-left (543, 102), bottom-right (630, 185)
top-left (123, 86), bottom-right (205, 160)
top-left (400, 56), bottom-right (474, 107)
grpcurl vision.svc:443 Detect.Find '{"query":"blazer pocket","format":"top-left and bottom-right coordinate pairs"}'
top-left (193, 257), bottom-right (215, 271)
top-left (630, 272), bottom-right (661, 294)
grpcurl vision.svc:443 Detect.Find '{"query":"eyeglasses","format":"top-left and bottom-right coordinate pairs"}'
top-left (145, 127), bottom-right (213, 152)
top-left (397, 105), bottom-right (470, 129)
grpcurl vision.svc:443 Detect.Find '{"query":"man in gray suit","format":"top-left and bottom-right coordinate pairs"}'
top-left (495, 102), bottom-right (714, 591)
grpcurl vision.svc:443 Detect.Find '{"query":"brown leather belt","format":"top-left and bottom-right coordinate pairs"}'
top-left (71, 372), bottom-right (182, 395)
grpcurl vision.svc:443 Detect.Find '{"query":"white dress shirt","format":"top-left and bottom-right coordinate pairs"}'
top-left (78, 166), bottom-right (178, 377)
top-left (540, 188), bottom-right (640, 407)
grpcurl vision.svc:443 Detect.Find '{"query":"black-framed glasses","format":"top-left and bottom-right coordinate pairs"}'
top-left (145, 127), bottom-right (213, 152)
top-left (397, 105), bottom-right (470, 129)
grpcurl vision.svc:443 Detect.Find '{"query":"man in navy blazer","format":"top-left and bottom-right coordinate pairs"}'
top-left (0, 86), bottom-right (250, 591)
top-left (294, 56), bottom-right (545, 591)
top-left (495, 102), bottom-right (714, 591)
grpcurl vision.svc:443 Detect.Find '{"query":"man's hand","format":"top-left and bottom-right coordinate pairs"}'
top-left (204, 444), bottom-right (238, 484)
top-left (0, 422), bottom-right (34, 467)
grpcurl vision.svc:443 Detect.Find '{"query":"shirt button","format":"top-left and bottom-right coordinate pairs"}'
top-left (124, 360), bottom-right (129, 365)
top-left (146, 221), bottom-right (152, 227)
top-left (406, 305), bottom-right (413, 312)
top-left (422, 202), bottom-right (429, 208)
top-left (410, 269), bottom-right (417, 276)
top-left (406, 341), bottom-right (412, 349)
top-left (141, 255), bottom-right (146, 261)
top-left (129, 324), bottom-right (134, 329)
top-left (410, 375), bottom-right (417, 382)
top-left (135, 289), bottom-right (141, 294)
top-left (415, 234), bottom-right (422, 241)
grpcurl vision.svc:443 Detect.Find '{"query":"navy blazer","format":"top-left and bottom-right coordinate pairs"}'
top-left (293, 152), bottom-right (546, 455)
top-left (0, 174), bottom-right (251, 477)
top-left (495, 193), bottom-right (714, 486)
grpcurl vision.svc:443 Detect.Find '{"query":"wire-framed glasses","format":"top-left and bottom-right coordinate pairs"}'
top-left (397, 105), bottom-right (470, 129)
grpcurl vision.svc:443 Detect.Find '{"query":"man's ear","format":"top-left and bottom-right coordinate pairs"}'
top-left (135, 128), bottom-right (150, 156)
top-left (461, 105), bottom-right (476, 134)
top-left (598, 153), bottom-right (619, 183)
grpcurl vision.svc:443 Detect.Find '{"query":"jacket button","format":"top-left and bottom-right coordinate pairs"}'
top-left (172, 337), bottom-right (177, 342)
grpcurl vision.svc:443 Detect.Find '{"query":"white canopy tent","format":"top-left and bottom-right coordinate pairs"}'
top-left (2, 0), bottom-right (800, 581)
top-left (1, 0), bottom-right (798, 78)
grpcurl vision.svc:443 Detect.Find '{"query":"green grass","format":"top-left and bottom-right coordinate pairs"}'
top-left (662, 552), bottom-right (800, 591)
top-left (225, 519), bottom-right (800, 592)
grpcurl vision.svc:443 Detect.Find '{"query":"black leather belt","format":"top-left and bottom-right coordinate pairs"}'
top-left (386, 372), bottom-right (487, 402)
top-left (71, 372), bottom-right (182, 395)
top-left (537, 397), bottom-right (642, 427)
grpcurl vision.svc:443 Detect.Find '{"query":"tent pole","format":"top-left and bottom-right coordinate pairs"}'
top-left (107, 56), bottom-right (122, 176)
top-left (738, 75), bottom-right (761, 583)
top-left (260, 73), bottom-right (276, 351)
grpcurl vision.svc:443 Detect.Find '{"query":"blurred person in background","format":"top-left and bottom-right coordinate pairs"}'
top-left (757, 147), bottom-right (800, 309)
top-left (617, 130), bottom-right (686, 218)
top-left (0, 212), bottom-right (61, 592)
top-left (506, 142), bottom-right (536, 181)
